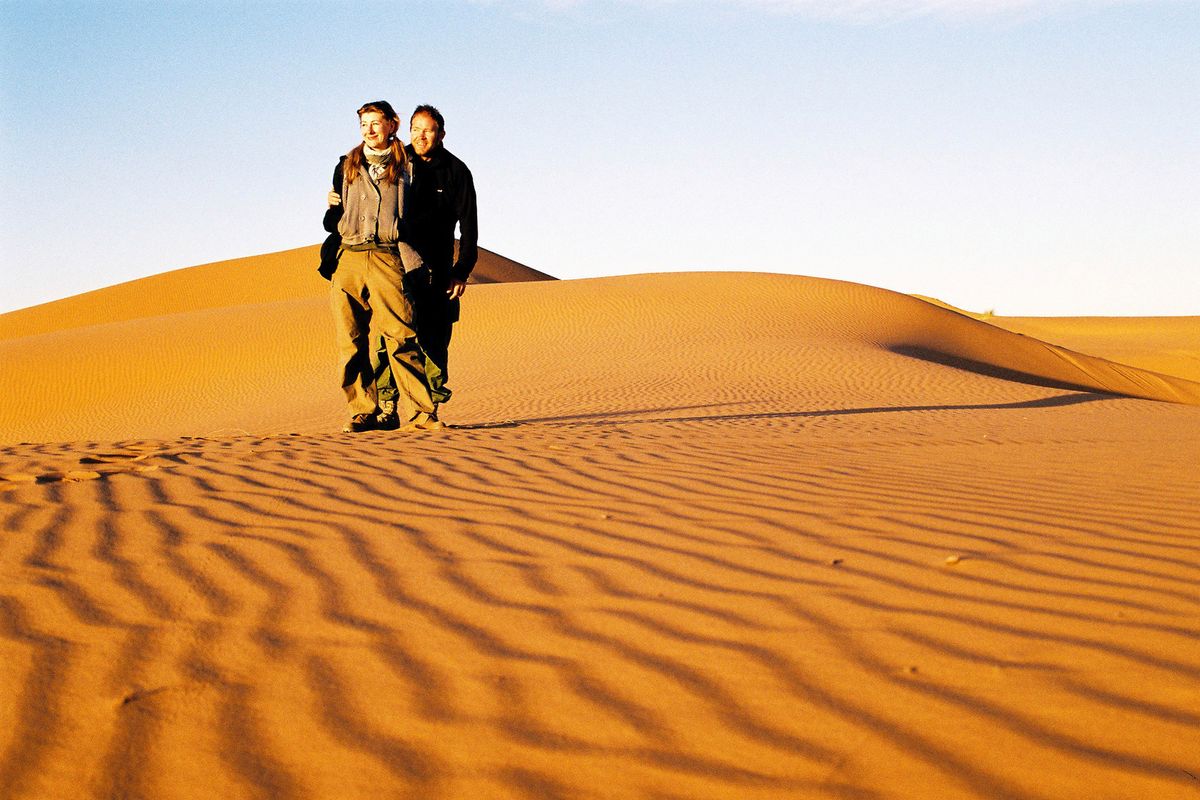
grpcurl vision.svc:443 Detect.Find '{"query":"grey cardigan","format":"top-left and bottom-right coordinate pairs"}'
top-left (334, 157), bottom-right (424, 272)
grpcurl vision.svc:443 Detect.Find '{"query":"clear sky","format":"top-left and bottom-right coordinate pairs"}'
top-left (2, 0), bottom-right (1197, 316)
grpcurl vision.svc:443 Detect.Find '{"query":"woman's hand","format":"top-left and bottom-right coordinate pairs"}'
top-left (327, 191), bottom-right (341, 206)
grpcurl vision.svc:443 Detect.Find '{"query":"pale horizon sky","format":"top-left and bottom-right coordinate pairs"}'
top-left (1, 0), bottom-right (1197, 316)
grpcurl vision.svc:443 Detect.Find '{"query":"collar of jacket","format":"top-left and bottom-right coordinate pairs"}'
top-left (406, 142), bottom-right (445, 168)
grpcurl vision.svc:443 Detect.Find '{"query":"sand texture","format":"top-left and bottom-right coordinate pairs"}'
top-left (2, 249), bottom-right (1199, 799)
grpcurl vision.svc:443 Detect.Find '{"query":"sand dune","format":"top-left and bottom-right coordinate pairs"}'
top-left (1, 261), bottom-right (1198, 444)
top-left (0, 244), bottom-right (552, 343)
top-left (1, 249), bottom-right (1198, 799)
top-left (914, 297), bottom-right (1200, 384)
top-left (986, 316), bottom-right (1200, 384)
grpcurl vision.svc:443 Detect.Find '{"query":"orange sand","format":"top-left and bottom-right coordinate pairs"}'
top-left (1, 249), bottom-right (1198, 799)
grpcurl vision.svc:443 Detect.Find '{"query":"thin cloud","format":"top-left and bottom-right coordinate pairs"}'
top-left (481, 0), bottom-right (1152, 22)
top-left (723, 0), bottom-right (1143, 22)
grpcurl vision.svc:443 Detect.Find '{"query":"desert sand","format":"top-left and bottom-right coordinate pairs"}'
top-left (1, 246), bottom-right (1198, 799)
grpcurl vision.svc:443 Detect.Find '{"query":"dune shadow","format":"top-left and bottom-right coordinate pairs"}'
top-left (455, 400), bottom-right (758, 429)
top-left (455, 392), bottom-right (1111, 430)
top-left (889, 345), bottom-right (1116, 396)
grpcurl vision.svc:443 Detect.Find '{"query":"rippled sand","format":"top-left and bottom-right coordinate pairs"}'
top-left (2, 249), bottom-right (1198, 799)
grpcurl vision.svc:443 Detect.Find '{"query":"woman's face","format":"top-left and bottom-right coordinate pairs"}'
top-left (360, 111), bottom-right (397, 150)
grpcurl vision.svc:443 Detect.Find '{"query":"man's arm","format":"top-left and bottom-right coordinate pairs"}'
top-left (450, 162), bottom-right (478, 285)
top-left (318, 160), bottom-right (345, 280)
top-left (323, 159), bottom-right (345, 233)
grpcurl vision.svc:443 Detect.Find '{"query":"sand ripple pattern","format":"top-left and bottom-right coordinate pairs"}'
top-left (2, 402), bottom-right (1198, 799)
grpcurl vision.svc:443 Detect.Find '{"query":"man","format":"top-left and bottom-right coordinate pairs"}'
top-left (375, 104), bottom-right (478, 428)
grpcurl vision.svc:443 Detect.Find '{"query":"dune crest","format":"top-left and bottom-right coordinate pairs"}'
top-left (912, 296), bottom-right (1200, 384)
top-left (0, 244), bottom-right (553, 343)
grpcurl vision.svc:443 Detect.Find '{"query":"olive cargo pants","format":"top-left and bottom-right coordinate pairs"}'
top-left (330, 248), bottom-right (434, 422)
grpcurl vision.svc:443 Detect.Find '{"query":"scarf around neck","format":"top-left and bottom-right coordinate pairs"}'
top-left (364, 143), bottom-right (393, 181)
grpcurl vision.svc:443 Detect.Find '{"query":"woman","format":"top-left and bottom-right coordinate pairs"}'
top-left (324, 100), bottom-right (442, 433)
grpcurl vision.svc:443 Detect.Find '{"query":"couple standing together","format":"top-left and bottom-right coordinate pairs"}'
top-left (322, 101), bottom-right (477, 433)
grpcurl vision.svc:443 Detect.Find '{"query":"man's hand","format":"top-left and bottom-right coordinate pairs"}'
top-left (327, 191), bottom-right (341, 206)
top-left (448, 280), bottom-right (467, 300)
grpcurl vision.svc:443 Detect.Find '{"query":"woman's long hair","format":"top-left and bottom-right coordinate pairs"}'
top-left (344, 101), bottom-right (409, 186)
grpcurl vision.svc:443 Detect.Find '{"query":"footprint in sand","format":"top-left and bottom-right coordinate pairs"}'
top-left (78, 452), bottom-right (141, 464)
top-left (1, 470), bottom-right (100, 485)
top-left (1, 458), bottom-right (165, 487)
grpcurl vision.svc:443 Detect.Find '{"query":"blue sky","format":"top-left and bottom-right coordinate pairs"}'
top-left (1, 0), bottom-right (1197, 316)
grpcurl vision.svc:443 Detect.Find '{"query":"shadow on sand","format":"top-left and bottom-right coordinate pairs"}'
top-left (457, 392), bottom-right (1112, 430)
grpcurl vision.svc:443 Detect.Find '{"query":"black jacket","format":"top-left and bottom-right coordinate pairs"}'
top-left (404, 144), bottom-right (478, 283)
top-left (318, 158), bottom-right (346, 279)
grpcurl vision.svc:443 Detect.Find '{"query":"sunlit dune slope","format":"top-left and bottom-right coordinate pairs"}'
top-left (986, 316), bottom-right (1200, 383)
top-left (913, 297), bottom-right (1200, 383)
top-left (1, 263), bottom-right (1198, 444)
top-left (0, 244), bottom-right (552, 342)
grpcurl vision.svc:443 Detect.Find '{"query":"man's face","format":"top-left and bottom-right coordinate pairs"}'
top-left (360, 111), bottom-right (396, 150)
top-left (410, 113), bottom-right (444, 159)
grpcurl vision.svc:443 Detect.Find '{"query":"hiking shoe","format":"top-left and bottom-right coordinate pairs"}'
top-left (342, 413), bottom-right (378, 433)
top-left (376, 399), bottom-right (399, 430)
top-left (401, 411), bottom-right (447, 432)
